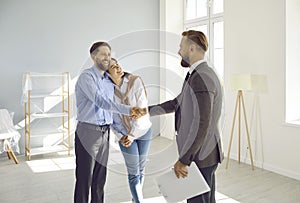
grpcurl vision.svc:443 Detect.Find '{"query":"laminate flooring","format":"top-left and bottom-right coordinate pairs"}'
top-left (0, 136), bottom-right (299, 203)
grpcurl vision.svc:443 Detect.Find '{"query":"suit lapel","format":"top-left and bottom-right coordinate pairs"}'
top-left (181, 62), bottom-right (207, 95)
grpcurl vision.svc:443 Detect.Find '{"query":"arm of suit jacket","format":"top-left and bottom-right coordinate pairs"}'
top-left (179, 75), bottom-right (213, 166)
top-left (148, 94), bottom-right (180, 116)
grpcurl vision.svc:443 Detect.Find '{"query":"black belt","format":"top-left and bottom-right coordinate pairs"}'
top-left (77, 121), bottom-right (110, 132)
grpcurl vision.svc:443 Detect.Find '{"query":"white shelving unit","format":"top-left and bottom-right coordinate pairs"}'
top-left (24, 72), bottom-right (70, 160)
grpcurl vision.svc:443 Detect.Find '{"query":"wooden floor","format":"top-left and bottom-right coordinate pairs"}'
top-left (216, 160), bottom-right (300, 203)
top-left (0, 137), bottom-right (300, 203)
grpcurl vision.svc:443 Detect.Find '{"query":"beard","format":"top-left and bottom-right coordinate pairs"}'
top-left (180, 57), bottom-right (190, 67)
top-left (96, 62), bottom-right (108, 71)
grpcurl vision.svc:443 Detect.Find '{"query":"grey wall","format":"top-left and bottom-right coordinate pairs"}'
top-left (0, 0), bottom-right (160, 152)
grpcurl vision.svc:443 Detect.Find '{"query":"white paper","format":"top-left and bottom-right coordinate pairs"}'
top-left (155, 162), bottom-right (210, 203)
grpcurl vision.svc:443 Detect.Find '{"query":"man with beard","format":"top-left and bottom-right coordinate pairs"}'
top-left (149, 30), bottom-right (224, 203)
top-left (74, 41), bottom-right (146, 203)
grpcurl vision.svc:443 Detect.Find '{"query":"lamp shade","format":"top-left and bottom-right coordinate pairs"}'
top-left (228, 74), bottom-right (268, 92)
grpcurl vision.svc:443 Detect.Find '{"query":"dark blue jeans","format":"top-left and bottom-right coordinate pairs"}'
top-left (118, 129), bottom-right (152, 203)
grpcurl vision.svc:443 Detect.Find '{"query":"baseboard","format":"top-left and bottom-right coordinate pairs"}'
top-left (225, 154), bottom-right (300, 181)
top-left (262, 163), bottom-right (300, 181)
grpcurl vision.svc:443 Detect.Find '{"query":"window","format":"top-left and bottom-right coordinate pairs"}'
top-left (286, 0), bottom-right (300, 125)
top-left (184, 0), bottom-right (224, 79)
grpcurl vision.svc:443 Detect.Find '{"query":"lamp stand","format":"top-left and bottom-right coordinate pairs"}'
top-left (225, 90), bottom-right (254, 170)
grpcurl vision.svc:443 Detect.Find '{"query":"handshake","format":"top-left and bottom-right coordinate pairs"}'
top-left (129, 107), bottom-right (147, 119)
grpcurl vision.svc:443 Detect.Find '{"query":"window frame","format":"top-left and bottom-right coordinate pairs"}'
top-left (183, 0), bottom-right (224, 79)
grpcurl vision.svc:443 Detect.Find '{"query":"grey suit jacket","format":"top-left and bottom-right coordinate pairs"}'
top-left (149, 62), bottom-right (224, 168)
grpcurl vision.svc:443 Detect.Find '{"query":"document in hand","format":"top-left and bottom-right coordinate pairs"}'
top-left (155, 162), bottom-right (210, 203)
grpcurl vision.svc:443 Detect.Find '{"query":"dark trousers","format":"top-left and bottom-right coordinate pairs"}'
top-left (74, 122), bottom-right (110, 203)
top-left (187, 163), bottom-right (218, 203)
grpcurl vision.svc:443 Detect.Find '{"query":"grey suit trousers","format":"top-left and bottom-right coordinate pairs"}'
top-left (187, 163), bottom-right (218, 203)
top-left (74, 122), bottom-right (110, 203)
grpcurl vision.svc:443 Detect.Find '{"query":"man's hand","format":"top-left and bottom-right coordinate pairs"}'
top-left (130, 107), bottom-right (147, 119)
top-left (174, 160), bottom-right (188, 178)
top-left (120, 135), bottom-right (134, 147)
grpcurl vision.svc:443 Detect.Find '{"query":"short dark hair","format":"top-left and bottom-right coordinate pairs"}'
top-left (182, 30), bottom-right (208, 52)
top-left (89, 41), bottom-right (111, 55)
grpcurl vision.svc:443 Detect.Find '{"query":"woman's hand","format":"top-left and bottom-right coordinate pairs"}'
top-left (120, 135), bottom-right (134, 147)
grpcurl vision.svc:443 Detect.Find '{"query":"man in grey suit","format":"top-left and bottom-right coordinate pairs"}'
top-left (149, 30), bottom-right (224, 203)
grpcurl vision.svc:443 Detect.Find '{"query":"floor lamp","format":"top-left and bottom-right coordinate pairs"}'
top-left (225, 74), bottom-right (255, 170)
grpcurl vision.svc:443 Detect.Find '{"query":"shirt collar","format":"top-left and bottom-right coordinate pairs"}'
top-left (189, 59), bottom-right (206, 74)
top-left (92, 66), bottom-right (108, 80)
top-left (123, 75), bottom-right (129, 83)
top-left (114, 74), bottom-right (129, 89)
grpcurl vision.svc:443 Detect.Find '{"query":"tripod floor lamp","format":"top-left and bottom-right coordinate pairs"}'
top-left (226, 74), bottom-right (255, 170)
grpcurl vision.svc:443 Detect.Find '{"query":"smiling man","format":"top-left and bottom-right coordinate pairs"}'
top-left (74, 41), bottom-right (146, 203)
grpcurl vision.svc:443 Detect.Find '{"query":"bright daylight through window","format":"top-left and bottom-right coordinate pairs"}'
top-left (184, 0), bottom-right (224, 80)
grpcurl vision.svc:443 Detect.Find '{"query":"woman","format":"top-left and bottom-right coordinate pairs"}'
top-left (108, 58), bottom-right (152, 203)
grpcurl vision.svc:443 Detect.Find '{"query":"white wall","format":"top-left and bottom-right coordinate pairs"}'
top-left (159, 0), bottom-right (184, 140)
top-left (0, 0), bottom-right (160, 152)
top-left (224, 0), bottom-right (300, 180)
